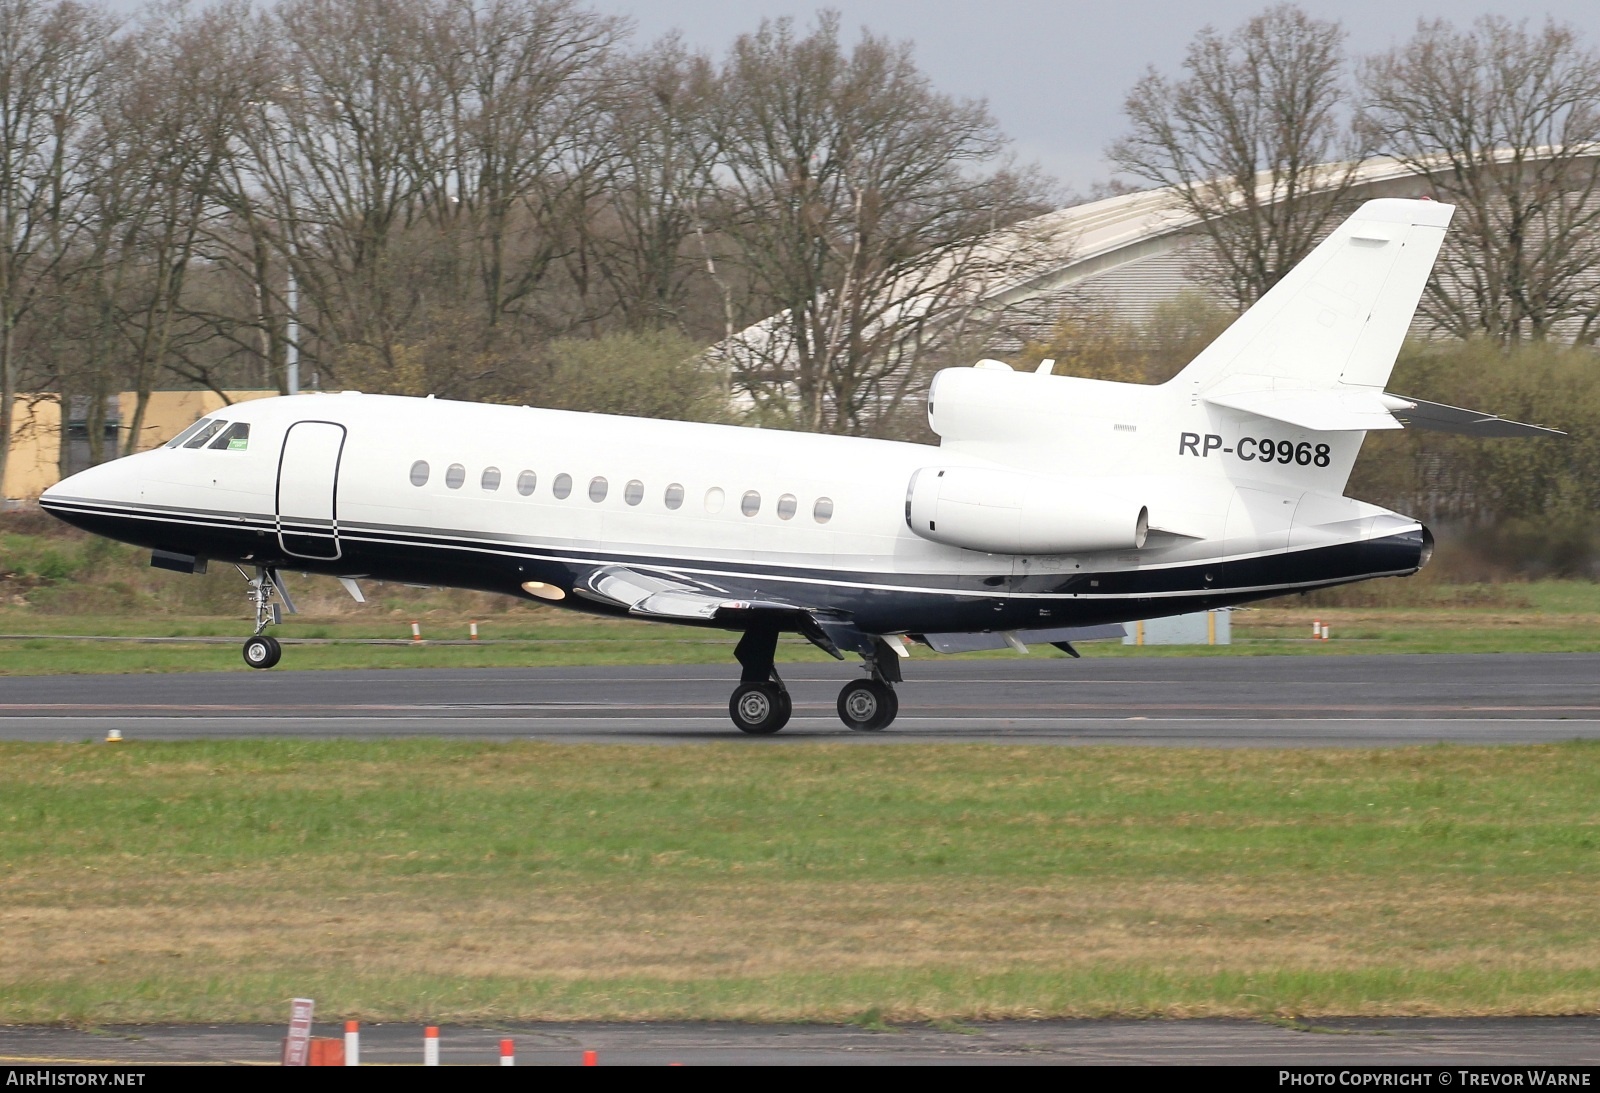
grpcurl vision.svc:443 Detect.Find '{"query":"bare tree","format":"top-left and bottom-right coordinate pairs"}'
top-left (253, 0), bottom-right (440, 366)
top-left (712, 13), bottom-right (1046, 435)
top-left (1362, 17), bottom-right (1600, 344)
top-left (98, 2), bottom-right (270, 452)
top-left (0, 0), bottom-right (113, 494)
top-left (585, 34), bottom-right (720, 334)
top-left (421, 0), bottom-right (621, 339)
top-left (1110, 3), bottom-right (1362, 309)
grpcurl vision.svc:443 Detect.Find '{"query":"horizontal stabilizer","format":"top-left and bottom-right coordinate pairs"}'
top-left (1387, 395), bottom-right (1566, 438)
top-left (1203, 388), bottom-right (1407, 432)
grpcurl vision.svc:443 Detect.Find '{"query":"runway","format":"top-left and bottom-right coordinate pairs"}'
top-left (0, 1018), bottom-right (1597, 1066)
top-left (4, 652), bottom-right (1600, 745)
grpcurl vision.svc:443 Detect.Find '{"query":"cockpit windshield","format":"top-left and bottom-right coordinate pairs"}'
top-left (208, 422), bottom-right (250, 450)
top-left (165, 418), bottom-right (215, 448)
top-left (182, 420), bottom-right (229, 448)
top-left (164, 417), bottom-right (251, 451)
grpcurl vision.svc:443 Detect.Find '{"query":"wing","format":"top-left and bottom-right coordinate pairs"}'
top-left (571, 564), bottom-right (869, 659)
top-left (919, 623), bottom-right (1127, 656)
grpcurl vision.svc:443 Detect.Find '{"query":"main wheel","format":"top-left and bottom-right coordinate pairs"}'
top-left (837, 679), bottom-right (898, 731)
top-left (242, 635), bottom-right (281, 670)
top-left (730, 681), bottom-right (791, 734)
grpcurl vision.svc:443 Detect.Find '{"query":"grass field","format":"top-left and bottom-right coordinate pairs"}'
top-left (3, 740), bottom-right (1599, 1023)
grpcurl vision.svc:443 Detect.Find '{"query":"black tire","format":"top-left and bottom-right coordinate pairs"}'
top-left (730, 681), bottom-right (790, 734)
top-left (242, 635), bottom-right (281, 670)
top-left (837, 679), bottom-right (897, 731)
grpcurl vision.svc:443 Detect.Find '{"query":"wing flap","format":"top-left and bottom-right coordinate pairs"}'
top-left (577, 565), bottom-right (855, 659)
top-left (919, 623), bottom-right (1127, 654)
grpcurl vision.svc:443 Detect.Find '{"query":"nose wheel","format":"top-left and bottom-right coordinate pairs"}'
top-left (837, 679), bottom-right (897, 731)
top-left (237, 565), bottom-right (294, 670)
top-left (243, 634), bottom-right (282, 669)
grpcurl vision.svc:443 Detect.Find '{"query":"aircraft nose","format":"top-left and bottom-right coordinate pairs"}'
top-left (39, 458), bottom-right (140, 530)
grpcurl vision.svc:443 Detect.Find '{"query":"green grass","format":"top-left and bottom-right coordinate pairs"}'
top-left (4, 740), bottom-right (1600, 1022)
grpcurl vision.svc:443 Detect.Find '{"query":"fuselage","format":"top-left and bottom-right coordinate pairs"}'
top-left (40, 389), bottom-right (1429, 637)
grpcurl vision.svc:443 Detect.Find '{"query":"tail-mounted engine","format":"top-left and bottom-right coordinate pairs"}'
top-left (905, 466), bottom-right (1148, 555)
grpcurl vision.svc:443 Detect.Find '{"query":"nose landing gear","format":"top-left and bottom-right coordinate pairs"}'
top-left (238, 565), bottom-right (294, 670)
top-left (243, 634), bottom-right (282, 669)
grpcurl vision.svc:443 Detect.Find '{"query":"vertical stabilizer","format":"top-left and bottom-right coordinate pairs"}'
top-left (1169, 198), bottom-right (1453, 397)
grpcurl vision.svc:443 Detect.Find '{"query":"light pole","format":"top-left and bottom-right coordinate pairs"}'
top-left (285, 239), bottom-right (298, 395)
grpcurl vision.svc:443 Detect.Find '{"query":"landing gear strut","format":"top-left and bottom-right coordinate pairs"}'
top-left (728, 628), bottom-right (792, 734)
top-left (836, 638), bottom-right (901, 731)
top-left (238, 565), bottom-right (293, 670)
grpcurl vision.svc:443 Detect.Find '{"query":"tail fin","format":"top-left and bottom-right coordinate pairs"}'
top-left (1169, 198), bottom-right (1453, 398)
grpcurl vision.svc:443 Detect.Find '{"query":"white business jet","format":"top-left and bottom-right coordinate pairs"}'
top-left (40, 198), bottom-right (1558, 733)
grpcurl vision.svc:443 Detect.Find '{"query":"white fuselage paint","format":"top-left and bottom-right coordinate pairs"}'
top-left (41, 386), bottom-right (1420, 625)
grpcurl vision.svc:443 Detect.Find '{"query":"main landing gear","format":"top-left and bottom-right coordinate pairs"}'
top-left (729, 629), bottom-right (792, 734)
top-left (238, 565), bottom-right (293, 670)
top-left (726, 628), bottom-right (901, 734)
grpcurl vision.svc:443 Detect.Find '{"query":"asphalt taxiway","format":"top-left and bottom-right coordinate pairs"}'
top-left (1, 1018), bottom-right (1597, 1066)
top-left (3, 652), bottom-right (1599, 746)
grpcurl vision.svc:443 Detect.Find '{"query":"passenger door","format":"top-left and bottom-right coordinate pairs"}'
top-left (276, 421), bottom-right (346, 560)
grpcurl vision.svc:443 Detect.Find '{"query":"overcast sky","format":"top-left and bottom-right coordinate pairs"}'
top-left (582, 0), bottom-right (1600, 194)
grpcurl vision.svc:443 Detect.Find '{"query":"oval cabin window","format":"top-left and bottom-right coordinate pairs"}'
top-left (517, 470), bottom-right (536, 496)
top-left (704, 487), bottom-right (725, 514)
top-left (553, 473), bottom-right (572, 499)
top-left (776, 493), bottom-right (797, 520)
top-left (813, 497), bottom-right (834, 523)
top-left (664, 483), bottom-right (684, 510)
top-left (481, 466), bottom-right (501, 491)
top-left (446, 464), bottom-right (466, 489)
top-left (589, 476), bottom-right (608, 502)
top-left (409, 460), bottom-right (430, 487)
top-left (625, 480), bottom-right (644, 506)
top-left (741, 490), bottom-right (761, 517)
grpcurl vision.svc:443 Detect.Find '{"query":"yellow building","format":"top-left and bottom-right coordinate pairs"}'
top-left (3, 390), bottom-right (277, 502)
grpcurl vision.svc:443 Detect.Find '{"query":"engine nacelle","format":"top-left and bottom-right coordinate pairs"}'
top-left (905, 466), bottom-right (1148, 555)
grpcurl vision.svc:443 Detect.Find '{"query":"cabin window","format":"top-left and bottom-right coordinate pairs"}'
top-left (589, 476), bottom-right (608, 502)
top-left (517, 470), bottom-right (536, 496)
top-left (410, 460), bottom-right (430, 486)
top-left (553, 473), bottom-right (572, 499)
top-left (776, 493), bottom-right (797, 520)
top-left (664, 483), bottom-right (684, 510)
top-left (481, 466), bottom-right (501, 491)
top-left (704, 487), bottom-right (725, 514)
top-left (209, 422), bottom-right (251, 451)
top-left (446, 463), bottom-right (466, 489)
top-left (624, 479), bottom-right (644, 506)
top-left (813, 497), bottom-right (834, 524)
top-left (741, 490), bottom-right (761, 517)
top-left (183, 420), bottom-right (228, 448)
top-left (166, 418), bottom-right (215, 448)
